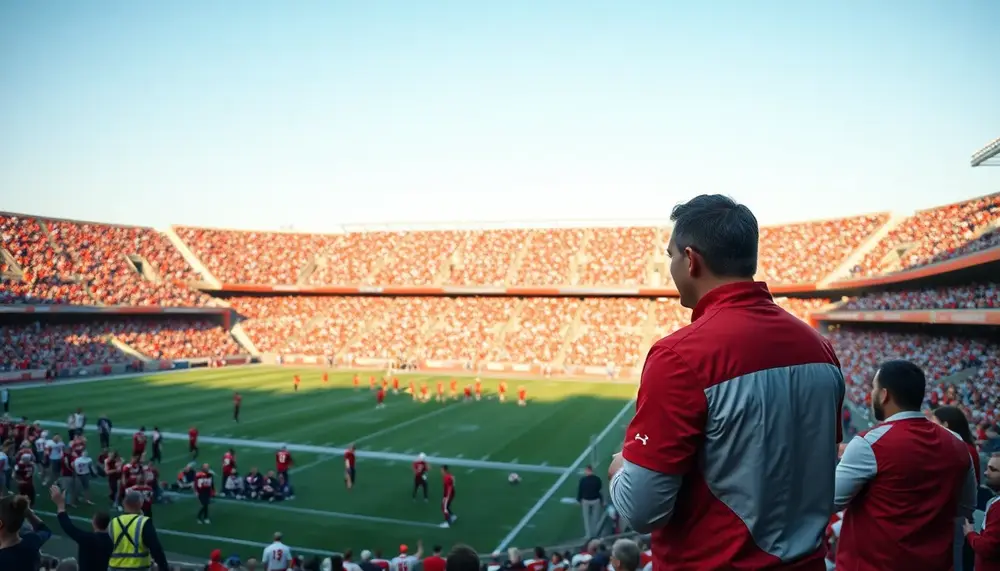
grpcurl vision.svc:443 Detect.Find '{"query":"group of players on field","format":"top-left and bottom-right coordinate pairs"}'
top-left (351, 374), bottom-right (528, 408)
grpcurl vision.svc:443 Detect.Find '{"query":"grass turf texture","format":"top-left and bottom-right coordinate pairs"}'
top-left (10, 366), bottom-right (635, 560)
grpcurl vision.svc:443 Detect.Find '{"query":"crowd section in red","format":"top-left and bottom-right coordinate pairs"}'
top-left (0, 319), bottom-right (241, 371)
top-left (827, 327), bottom-right (999, 427)
top-left (841, 282), bottom-right (1000, 310)
top-left (851, 192), bottom-right (1000, 277)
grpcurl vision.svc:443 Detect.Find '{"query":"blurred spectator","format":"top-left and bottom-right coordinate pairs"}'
top-left (843, 283), bottom-right (999, 311)
top-left (444, 545), bottom-right (480, 571)
top-left (609, 539), bottom-right (640, 571)
top-left (0, 494), bottom-right (51, 571)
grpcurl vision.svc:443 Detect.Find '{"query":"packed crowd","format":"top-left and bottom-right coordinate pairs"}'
top-left (842, 282), bottom-right (1000, 311)
top-left (0, 277), bottom-right (90, 305)
top-left (827, 326), bottom-right (1000, 428)
top-left (0, 319), bottom-right (245, 371)
top-left (851, 192), bottom-right (1000, 277)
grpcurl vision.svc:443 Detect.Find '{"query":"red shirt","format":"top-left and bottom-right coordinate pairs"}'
top-left (443, 473), bottom-right (455, 499)
top-left (105, 458), bottom-right (121, 479)
top-left (195, 471), bottom-right (214, 493)
top-left (15, 462), bottom-right (34, 482)
top-left (189, 428), bottom-right (198, 443)
top-left (967, 497), bottom-right (1000, 571)
top-left (234, 394), bottom-right (242, 406)
top-left (345, 450), bottom-right (356, 469)
top-left (393, 377), bottom-right (399, 389)
top-left (377, 388), bottom-right (385, 401)
top-left (621, 282), bottom-right (843, 571)
top-left (61, 454), bottom-right (76, 477)
top-left (128, 484), bottom-right (153, 511)
top-left (413, 460), bottom-right (428, 478)
top-left (276, 450), bottom-right (292, 471)
top-left (222, 453), bottom-right (235, 474)
top-left (423, 555), bottom-right (446, 571)
top-left (464, 387), bottom-right (471, 397)
top-left (125, 462), bottom-right (144, 486)
top-left (524, 560), bottom-right (546, 571)
top-left (968, 442), bottom-right (982, 485)
top-left (323, 372), bottom-right (328, 382)
top-left (518, 389), bottom-right (526, 399)
top-left (132, 432), bottom-right (146, 452)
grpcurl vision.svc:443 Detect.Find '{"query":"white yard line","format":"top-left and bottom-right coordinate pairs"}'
top-left (290, 455), bottom-right (335, 475)
top-left (346, 404), bottom-right (457, 447)
top-left (493, 398), bottom-right (635, 552)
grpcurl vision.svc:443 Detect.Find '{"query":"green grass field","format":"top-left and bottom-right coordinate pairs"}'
top-left (10, 366), bottom-right (636, 560)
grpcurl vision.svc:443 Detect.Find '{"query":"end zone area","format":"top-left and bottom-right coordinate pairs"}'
top-left (12, 366), bottom-right (636, 557)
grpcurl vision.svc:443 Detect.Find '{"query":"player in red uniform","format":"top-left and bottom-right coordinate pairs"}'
top-left (420, 382), bottom-right (429, 403)
top-left (382, 377), bottom-right (389, 391)
top-left (233, 392), bottom-right (242, 422)
top-left (409, 381), bottom-right (417, 401)
top-left (344, 444), bottom-right (356, 490)
top-left (498, 381), bottom-right (507, 403)
top-left (441, 465), bottom-right (456, 527)
top-left (222, 449), bottom-right (237, 481)
top-left (463, 385), bottom-right (472, 402)
top-left (189, 426), bottom-right (199, 458)
top-left (392, 376), bottom-right (400, 394)
top-left (323, 371), bottom-right (329, 385)
top-left (127, 480), bottom-right (154, 517)
top-left (132, 427), bottom-right (147, 457)
top-left (104, 451), bottom-right (122, 506)
top-left (353, 374), bottom-right (360, 389)
top-left (15, 452), bottom-right (37, 505)
top-left (474, 378), bottom-right (482, 401)
top-left (449, 379), bottom-right (458, 399)
top-left (195, 463), bottom-right (215, 524)
top-left (293, 375), bottom-right (301, 392)
top-left (376, 387), bottom-right (386, 409)
top-left (276, 446), bottom-right (293, 483)
top-left (412, 453), bottom-right (429, 501)
top-left (517, 386), bottom-right (527, 406)
top-left (436, 381), bottom-right (445, 403)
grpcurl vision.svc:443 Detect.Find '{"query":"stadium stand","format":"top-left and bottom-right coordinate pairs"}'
top-left (842, 282), bottom-right (999, 310)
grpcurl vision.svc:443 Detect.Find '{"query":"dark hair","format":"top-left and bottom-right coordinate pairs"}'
top-left (324, 555), bottom-right (343, 571)
top-left (876, 360), bottom-right (926, 411)
top-left (446, 544), bottom-right (481, 571)
top-left (0, 495), bottom-right (30, 535)
top-left (93, 511), bottom-right (111, 530)
top-left (303, 555), bottom-right (323, 571)
top-left (933, 406), bottom-right (975, 445)
top-left (669, 194), bottom-right (759, 278)
top-left (433, 545), bottom-right (443, 554)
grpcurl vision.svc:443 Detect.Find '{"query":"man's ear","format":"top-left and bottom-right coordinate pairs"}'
top-left (684, 246), bottom-right (699, 278)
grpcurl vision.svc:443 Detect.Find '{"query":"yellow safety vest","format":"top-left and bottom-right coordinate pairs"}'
top-left (108, 513), bottom-right (151, 569)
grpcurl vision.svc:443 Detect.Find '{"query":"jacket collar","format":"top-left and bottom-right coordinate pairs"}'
top-left (882, 411), bottom-right (927, 423)
top-left (691, 281), bottom-right (773, 322)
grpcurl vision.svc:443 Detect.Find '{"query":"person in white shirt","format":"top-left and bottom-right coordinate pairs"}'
top-left (34, 431), bottom-right (48, 463)
top-left (73, 451), bottom-right (95, 505)
top-left (1, 387), bottom-right (9, 413)
top-left (262, 532), bottom-right (292, 571)
top-left (389, 541), bottom-right (423, 571)
top-left (73, 409), bottom-right (86, 436)
top-left (0, 448), bottom-right (8, 492)
top-left (44, 435), bottom-right (64, 486)
top-left (66, 413), bottom-right (78, 440)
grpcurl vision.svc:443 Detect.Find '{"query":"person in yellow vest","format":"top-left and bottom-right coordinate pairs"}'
top-left (107, 490), bottom-right (169, 571)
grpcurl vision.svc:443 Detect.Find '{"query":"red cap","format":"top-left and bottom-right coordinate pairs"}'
top-left (210, 549), bottom-right (222, 562)
top-left (400, 545), bottom-right (408, 553)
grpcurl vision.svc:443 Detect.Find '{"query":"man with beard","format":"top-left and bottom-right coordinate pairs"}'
top-left (834, 360), bottom-right (978, 571)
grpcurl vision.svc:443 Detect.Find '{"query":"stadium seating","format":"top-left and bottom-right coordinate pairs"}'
top-left (111, 318), bottom-right (243, 360)
top-left (851, 192), bottom-right (1000, 277)
top-left (0, 276), bottom-right (90, 305)
top-left (842, 282), bottom-right (1000, 310)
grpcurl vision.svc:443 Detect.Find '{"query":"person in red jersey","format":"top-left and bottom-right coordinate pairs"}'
top-left (293, 375), bottom-right (301, 392)
top-left (353, 373), bottom-right (360, 389)
top-left (376, 387), bottom-right (386, 409)
top-left (422, 545), bottom-right (446, 571)
top-left (221, 449), bottom-right (237, 481)
top-left (436, 381), bottom-right (445, 403)
top-left (517, 386), bottom-right (527, 407)
top-left (523, 547), bottom-right (548, 571)
top-left (15, 452), bottom-right (36, 505)
top-left (189, 426), bottom-right (199, 458)
top-left (58, 449), bottom-right (77, 507)
top-left (498, 381), bottom-right (507, 403)
top-left (463, 385), bottom-right (472, 402)
top-left (392, 376), bottom-right (400, 394)
top-left (440, 465), bottom-right (456, 527)
top-left (233, 392), bottom-right (242, 422)
top-left (132, 427), bottom-right (147, 457)
top-left (344, 444), bottom-right (356, 489)
top-left (835, 360), bottom-right (977, 571)
top-left (276, 445), bottom-right (293, 483)
top-left (964, 453), bottom-right (1000, 570)
top-left (194, 463), bottom-right (215, 524)
top-left (609, 195), bottom-right (845, 571)
top-left (126, 479), bottom-right (154, 517)
top-left (104, 450), bottom-right (122, 506)
top-left (409, 381), bottom-right (417, 401)
top-left (474, 378), bottom-right (482, 401)
top-left (419, 382), bottom-right (429, 403)
top-left (323, 371), bottom-right (329, 385)
top-left (412, 452), bottom-right (429, 501)
top-left (382, 377), bottom-right (389, 391)
top-left (449, 379), bottom-right (458, 399)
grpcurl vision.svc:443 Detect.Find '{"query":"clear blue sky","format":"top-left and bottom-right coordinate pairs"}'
top-left (1, 1), bottom-right (998, 231)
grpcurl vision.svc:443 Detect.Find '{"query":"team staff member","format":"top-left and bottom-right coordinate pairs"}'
top-left (834, 360), bottom-right (977, 571)
top-left (609, 195), bottom-right (846, 570)
top-left (107, 490), bottom-right (170, 571)
top-left (965, 453), bottom-right (1000, 570)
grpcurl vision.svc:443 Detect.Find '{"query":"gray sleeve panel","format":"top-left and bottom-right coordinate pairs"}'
top-left (834, 435), bottom-right (878, 511)
top-left (957, 459), bottom-right (978, 519)
top-left (609, 459), bottom-right (683, 534)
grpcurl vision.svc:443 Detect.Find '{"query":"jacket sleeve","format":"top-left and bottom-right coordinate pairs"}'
top-left (967, 497), bottom-right (1000, 559)
top-left (142, 519), bottom-right (171, 571)
top-left (57, 511), bottom-right (89, 543)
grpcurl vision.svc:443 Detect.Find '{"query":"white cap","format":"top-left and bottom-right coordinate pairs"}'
top-left (418, 453), bottom-right (426, 461)
top-left (360, 550), bottom-right (373, 561)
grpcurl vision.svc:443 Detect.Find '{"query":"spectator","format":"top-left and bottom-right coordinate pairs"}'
top-left (50, 485), bottom-right (112, 571)
top-left (107, 490), bottom-right (170, 571)
top-left (523, 548), bottom-right (547, 571)
top-left (577, 466), bottom-right (603, 539)
top-left (965, 452), bottom-right (1000, 569)
top-left (2, 387), bottom-right (9, 414)
top-left (444, 545), bottom-right (480, 571)
top-left (0, 494), bottom-right (50, 571)
top-left (835, 360), bottom-right (978, 571)
top-left (357, 551), bottom-right (379, 571)
top-left (609, 540), bottom-right (640, 571)
top-left (932, 406), bottom-right (982, 484)
top-left (389, 542), bottom-right (422, 571)
top-left (207, 550), bottom-right (227, 571)
top-left (263, 532), bottom-right (292, 571)
top-left (321, 554), bottom-right (344, 571)
top-left (609, 194), bottom-right (845, 569)
top-left (56, 559), bottom-right (79, 571)
top-left (506, 548), bottom-right (526, 571)
top-left (422, 546), bottom-right (445, 571)
top-left (340, 550), bottom-right (360, 571)
top-left (302, 556), bottom-right (322, 571)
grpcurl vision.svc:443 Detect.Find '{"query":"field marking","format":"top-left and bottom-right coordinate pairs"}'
top-left (36, 510), bottom-right (334, 557)
top-left (290, 455), bottom-right (335, 475)
top-left (347, 404), bottom-right (458, 447)
top-left (35, 420), bottom-right (568, 475)
top-left (493, 398), bottom-right (636, 552)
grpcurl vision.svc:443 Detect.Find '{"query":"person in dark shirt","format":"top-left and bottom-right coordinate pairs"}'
top-left (0, 493), bottom-right (51, 571)
top-left (97, 415), bottom-right (112, 450)
top-left (577, 465), bottom-right (603, 538)
top-left (50, 485), bottom-right (113, 571)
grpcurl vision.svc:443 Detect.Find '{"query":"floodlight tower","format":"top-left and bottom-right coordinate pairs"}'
top-left (970, 136), bottom-right (1000, 167)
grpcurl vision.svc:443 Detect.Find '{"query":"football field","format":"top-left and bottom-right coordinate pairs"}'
top-left (10, 366), bottom-right (636, 560)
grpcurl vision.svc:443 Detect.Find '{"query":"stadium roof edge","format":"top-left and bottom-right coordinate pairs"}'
top-left (971, 136), bottom-right (1000, 167)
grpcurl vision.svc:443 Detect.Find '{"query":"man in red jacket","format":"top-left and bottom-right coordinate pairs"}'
top-left (965, 453), bottom-right (1000, 570)
top-left (835, 359), bottom-right (978, 571)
